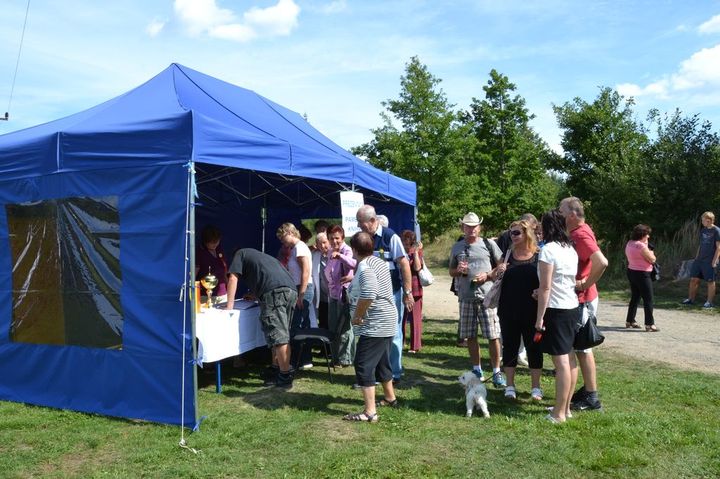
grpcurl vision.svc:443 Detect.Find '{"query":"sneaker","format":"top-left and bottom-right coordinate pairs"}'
top-left (491, 372), bottom-right (507, 388)
top-left (530, 388), bottom-right (543, 401)
top-left (299, 363), bottom-right (314, 371)
top-left (262, 366), bottom-right (279, 386)
top-left (681, 298), bottom-right (694, 305)
top-left (504, 386), bottom-right (516, 399)
top-left (274, 372), bottom-right (293, 390)
top-left (703, 302), bottom-right (714, 308)
top-left (570, 386), bottom-right (587, 403)
top-left (472, 369), bottom-right (484, 380)
top-left (570, 396), bottom-right (602, 411)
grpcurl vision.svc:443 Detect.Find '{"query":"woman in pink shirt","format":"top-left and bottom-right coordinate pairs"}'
top-left (625, 224), bottom-right (659, 331)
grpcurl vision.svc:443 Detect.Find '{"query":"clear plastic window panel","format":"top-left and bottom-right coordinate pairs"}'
top-left (6, 197), bottom-right (123, 349)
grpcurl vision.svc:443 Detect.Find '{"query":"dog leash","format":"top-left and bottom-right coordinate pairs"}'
top-left (477, 371), bottom-right (502, 384)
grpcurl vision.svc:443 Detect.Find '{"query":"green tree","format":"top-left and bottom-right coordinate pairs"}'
top-left (645, 109), bottom-right (720, 235)
top-left (462, 70), bottom-right (560, 231)
top-left (552, 87), bottom-right (650, 242)
top-left (353, 56), bottom-right (478, 238)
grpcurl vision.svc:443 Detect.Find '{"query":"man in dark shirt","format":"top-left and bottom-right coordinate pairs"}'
top-left (682, 211), bottom-right (720, 308)
top-left (225, 248), bottom-right (298, 389)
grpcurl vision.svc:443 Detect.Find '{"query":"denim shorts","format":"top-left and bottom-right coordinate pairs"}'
top-left (690, 260), bottom-right (716, 282)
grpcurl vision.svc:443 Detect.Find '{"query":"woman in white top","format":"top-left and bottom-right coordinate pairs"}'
top-left (535, 210), bottom-right (579, 424)
top-left (277, 222), bottom-right (314, 369)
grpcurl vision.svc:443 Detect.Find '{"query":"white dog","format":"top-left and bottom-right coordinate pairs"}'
top-left (458, 371), bottom-right (490, 418)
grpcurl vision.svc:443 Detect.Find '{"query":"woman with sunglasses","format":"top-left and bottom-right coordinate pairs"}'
top-left (497, 220), bottom-right (544, 401)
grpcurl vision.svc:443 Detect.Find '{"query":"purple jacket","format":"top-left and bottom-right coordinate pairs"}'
top-left (325, 243), bottom-right (356, 300)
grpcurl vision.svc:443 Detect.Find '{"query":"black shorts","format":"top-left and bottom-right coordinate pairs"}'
top-left (541, 307), bottom-right (579, 356)
top-left (354, 336), bottom-right (393, 387)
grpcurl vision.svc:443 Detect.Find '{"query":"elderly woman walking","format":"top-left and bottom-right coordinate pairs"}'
top-left (343, 231), bottom-right (398, 423)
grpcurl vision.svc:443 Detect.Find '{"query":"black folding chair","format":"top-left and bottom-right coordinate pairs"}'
top-left (291, 328), bottom-right (335, 383)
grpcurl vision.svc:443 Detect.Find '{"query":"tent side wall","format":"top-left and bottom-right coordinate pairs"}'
top-left (0, 123), bottom-right (197, 425)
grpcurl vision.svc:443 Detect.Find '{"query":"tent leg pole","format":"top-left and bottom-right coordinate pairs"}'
top-left (216, 362), bottom-right (222, 394)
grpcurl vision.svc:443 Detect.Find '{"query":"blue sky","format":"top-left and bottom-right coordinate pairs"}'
top-left (1, 0), bottom-right (720, 153)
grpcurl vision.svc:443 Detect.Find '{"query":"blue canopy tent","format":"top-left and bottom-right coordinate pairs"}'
top-left (0, 63), bottom-right (416, 427)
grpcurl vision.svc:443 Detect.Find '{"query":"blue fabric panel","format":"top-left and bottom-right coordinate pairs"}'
top-left (0, 134), bottom-right (59, 181)
top-left (59, 113), bottom-right (193, 172)
top-left (191, 112), bottom-right (294, 174)
top-left (0, 164), bottom-right (196, 426)
top-left (0, 343), bottom-right (194, 425)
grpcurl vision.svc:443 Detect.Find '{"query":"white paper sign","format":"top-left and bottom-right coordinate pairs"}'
top-left (340, 191), bottom-right (364, 236)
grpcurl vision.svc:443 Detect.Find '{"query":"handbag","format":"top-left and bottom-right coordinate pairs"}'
top-left (573, 311), bottom-right (605, 350)
top-left (418, 261), bottom-right (434, 287)
top-left (650, 262), bottom-right (660, 282)
top-left (481, 249), bottom-right (511, 309)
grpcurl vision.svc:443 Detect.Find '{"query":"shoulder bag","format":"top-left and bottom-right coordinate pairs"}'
top-left (482, 249), bottom-right (511, 309)
top-left (650, 262), bottom-right (660, 282)
top-left (418, 261), bottom-right (434, 287)
top-left (573, 310), bottom-right (605, 350)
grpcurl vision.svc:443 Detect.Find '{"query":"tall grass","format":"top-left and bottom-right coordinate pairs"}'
top-left (602, 219), bottom-right (699, 289)
top-left (422, 229), bottom-right (462, 269)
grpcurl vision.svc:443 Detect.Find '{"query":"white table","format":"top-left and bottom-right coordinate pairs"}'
top-left (195, 300), bottom-right (266, 392)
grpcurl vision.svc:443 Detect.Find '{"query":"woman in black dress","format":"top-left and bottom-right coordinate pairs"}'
top-left (497, 219), bottom-right (543, 400)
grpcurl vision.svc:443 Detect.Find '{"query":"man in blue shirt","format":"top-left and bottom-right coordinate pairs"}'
top-left (356, 205), bottom-right (414, 383)
top-left (682, 211), bottom-right (720, 308)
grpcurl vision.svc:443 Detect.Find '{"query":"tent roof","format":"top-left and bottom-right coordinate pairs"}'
top-left (0, 63), bottom-right (415, 206)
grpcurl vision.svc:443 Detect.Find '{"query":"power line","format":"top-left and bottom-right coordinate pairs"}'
top-left (3, 0), bottom-right (32, 121)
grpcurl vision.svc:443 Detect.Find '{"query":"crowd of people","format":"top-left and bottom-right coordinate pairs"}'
top-left (198, 197), bottom-right (718, 424)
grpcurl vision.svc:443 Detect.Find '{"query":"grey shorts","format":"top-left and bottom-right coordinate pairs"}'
top-left (458, 299), bottom-right (501, 340)
top-left (259, 287), bottom-right (297, 347)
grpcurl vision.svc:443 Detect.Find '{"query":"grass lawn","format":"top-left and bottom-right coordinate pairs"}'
top-left (1, 313), bottom-right (719, 478)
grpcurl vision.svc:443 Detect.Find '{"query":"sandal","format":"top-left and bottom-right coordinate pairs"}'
top-left (530, 387), bottom-right (543, 401)
top-left (504, 386), bottom-right (516, 399)
top-left (342, 411), bottom-right (378, 422)
top-left (376, 398), bottom-right (399, 408)
top-left (625, 322), bottom-right (641, 329)
top-left (646, 325), bottom-right (660, 332)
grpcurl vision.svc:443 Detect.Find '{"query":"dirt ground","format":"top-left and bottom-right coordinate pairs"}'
top-left (422, 273), bottom-right (720, 375)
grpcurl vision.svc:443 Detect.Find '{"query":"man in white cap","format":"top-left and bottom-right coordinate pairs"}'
top-left (449, 212), bottom-right (507, 387)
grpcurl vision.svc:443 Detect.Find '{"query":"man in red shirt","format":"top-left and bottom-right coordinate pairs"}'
top-left (559, 197), bottom-right (609, 411)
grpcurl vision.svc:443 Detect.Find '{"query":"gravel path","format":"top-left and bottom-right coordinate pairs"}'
top-left (422, 273), bottom-right (720, 375)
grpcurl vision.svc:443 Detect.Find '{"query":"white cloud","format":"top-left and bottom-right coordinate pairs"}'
top-left (244, 0), bottom-right (300, 36)
top-left (173, 0), bottom-right (299, 42)
top-left (145, 19), bottom-right (166, 37)
top-left (698, 14), bottom-right (720, 34)
top-left (318, 1), bottom-right (348, 14)
top-left (616, 44), bottom-right (720, 99)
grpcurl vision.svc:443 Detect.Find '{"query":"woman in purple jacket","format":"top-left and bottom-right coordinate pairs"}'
top-left (325, 225), bottom-right (357, 366)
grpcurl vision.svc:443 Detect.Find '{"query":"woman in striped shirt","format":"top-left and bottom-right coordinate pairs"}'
top-left (343, 231), bottom-right (398, 423)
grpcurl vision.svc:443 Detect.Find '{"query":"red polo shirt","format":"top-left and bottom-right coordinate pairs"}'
top-left (571, 223), bottom-right (599, 304)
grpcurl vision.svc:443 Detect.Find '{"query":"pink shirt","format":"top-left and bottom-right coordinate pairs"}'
top-left (625, 240), bottom-right (652, 272)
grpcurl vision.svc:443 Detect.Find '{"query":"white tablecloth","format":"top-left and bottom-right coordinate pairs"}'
top-left (195, 300), bottom-right (266, 365)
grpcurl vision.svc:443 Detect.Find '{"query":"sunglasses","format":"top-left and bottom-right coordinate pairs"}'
top-left (510, 230), bottom-right (523, 236)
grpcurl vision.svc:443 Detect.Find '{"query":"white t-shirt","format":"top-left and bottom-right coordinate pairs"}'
top-left (538, 241), bottom-right (579, 309)
top-left (287, 241), bottom-right (313, 286)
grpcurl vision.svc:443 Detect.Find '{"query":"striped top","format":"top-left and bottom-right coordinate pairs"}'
top-left (348, 255), bottom-right (397, 338)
